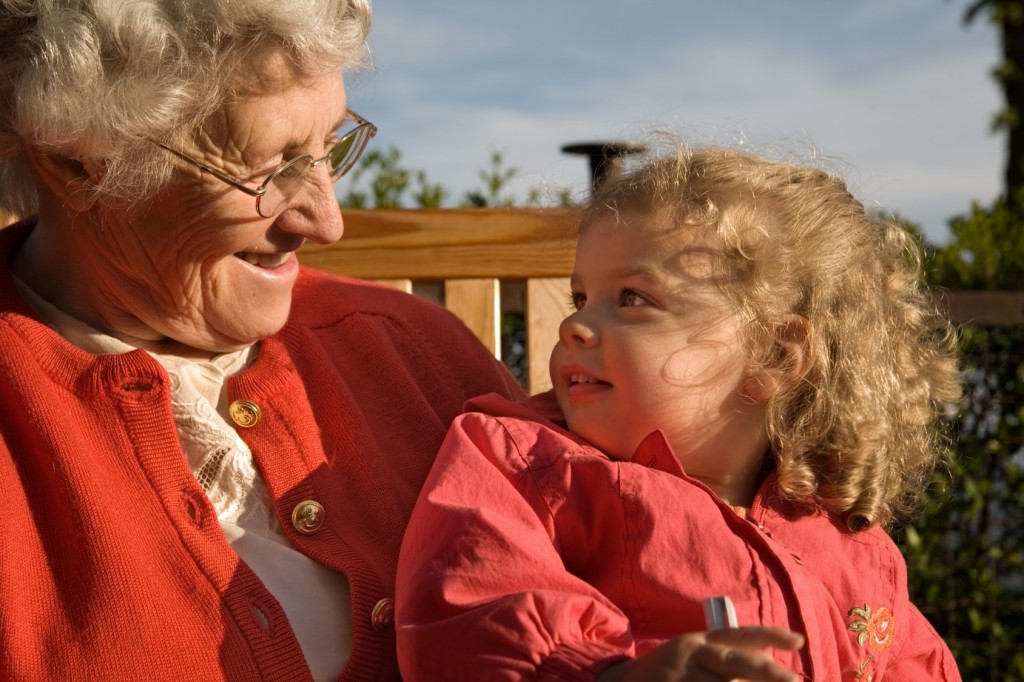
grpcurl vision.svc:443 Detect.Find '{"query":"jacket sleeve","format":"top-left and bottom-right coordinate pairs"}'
top-left (396, 412), bottom-right (633, 681)
top-left (883, 602), bottom-right (962, 681)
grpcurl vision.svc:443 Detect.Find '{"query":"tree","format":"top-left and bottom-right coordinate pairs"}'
top-left (339, 146), bottom-right (570, 210)
top-left (339, 146), bottom-right (447, 209)
top-left (964, 0), bottom-right (1024, 198)
top-left (869, 206), bottom-right (1024, 679)
top-left (928, 192), bottom-right (1024, 290)
top-left (888, 11), bottom-right (1024, 668)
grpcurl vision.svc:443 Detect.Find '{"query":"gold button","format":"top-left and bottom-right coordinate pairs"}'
top-left (291, 500), bottom-right (325, 534)
top-left (370, 597), bottom-right (395, 631)
top-left (229, 399), bottom-right (261, 428)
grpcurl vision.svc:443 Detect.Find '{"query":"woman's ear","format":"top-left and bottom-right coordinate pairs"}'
top-left (743, 314), bottom-right (812, 402)
top-left (24, 146), bottom-right (101, 211)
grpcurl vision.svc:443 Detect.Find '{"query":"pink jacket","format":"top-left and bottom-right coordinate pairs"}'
top-left (396, 392), bottom-right (960, 681)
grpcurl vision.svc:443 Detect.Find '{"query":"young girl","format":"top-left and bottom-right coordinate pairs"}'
top-left (395, 146), bottom-right (963, 681)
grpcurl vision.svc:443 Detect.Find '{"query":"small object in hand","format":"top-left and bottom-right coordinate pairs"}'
top-left (703, 595), bottom-right (738, 629)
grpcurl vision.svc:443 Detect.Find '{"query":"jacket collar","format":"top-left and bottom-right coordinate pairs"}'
top-left (464, 390), bottom-right (792, 515)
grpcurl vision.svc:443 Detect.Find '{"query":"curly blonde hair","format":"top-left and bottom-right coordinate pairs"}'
top-left (0, 0), bottom-right (372, 215)
top-left (583, 144), bottom-right (962, 530)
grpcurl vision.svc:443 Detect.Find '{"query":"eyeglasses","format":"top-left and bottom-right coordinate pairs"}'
top-left (155, 109), bottom-right (377, 218)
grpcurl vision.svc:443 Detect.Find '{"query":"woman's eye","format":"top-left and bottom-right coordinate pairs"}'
top-left (620, 289), bottom-right (649, 307)
top-left (568, 292), bottom-right (586, 311)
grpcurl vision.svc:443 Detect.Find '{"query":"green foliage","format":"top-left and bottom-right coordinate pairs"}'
top-left (339, 146), bottom-right (570, 209)
top-left (460, 151), bottom-right (519, 208)
top-left (500, 311), bottom-right (528, 386)
top-left (339, 146), bottom-right (447, 209)
top-left (894, 321), bottom-right (1024, 680)
top-left (412, 170), bottom-right (447, 209)
top-left (873, 196), bottom-right (1024, 677)
top-left (965, 0), bottom-right (1024, 25)
top-left (927, 192), bottom-right (1024, 290)
top-left (886, 191), bottom-right (1024, 678)
top-left (965, 1), bottom-right (1024, 133)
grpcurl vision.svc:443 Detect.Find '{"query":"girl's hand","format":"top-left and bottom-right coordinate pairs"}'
top-left (595, 626), bottom-right (805, 682)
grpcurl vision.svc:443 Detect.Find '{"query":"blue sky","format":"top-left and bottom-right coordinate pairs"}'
top-left (345, 0), bottom-right (1002, 244)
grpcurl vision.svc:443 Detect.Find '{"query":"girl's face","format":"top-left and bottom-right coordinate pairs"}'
top-left (549, 210), bottom-right (772, 502)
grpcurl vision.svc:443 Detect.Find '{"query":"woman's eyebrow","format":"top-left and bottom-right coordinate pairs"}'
top-left (334, 108), bottom-right (367, 133)
top-left (281, 116), bottom-right (347, 154)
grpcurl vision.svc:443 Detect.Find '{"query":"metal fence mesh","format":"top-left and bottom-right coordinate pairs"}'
top-left (895, 323), bottom-right (1024, 681)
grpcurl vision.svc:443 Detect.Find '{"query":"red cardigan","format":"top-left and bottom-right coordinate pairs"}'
top-left (0, 222), bottom-right (523, 681)
top-left (397, 393), bottom-right (961, 681)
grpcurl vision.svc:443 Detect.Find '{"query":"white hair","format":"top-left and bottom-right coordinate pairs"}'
top-left (0, 0), bottom-right (372, 214)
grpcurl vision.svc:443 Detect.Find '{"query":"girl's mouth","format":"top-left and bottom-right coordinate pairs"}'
top-left (569, 373), bottom-right (607, 386)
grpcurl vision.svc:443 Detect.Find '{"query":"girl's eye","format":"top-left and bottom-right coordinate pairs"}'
top-left (568, 292), bottom-right (586, 311)
top-left (620, 289), bottom-right (650, 307)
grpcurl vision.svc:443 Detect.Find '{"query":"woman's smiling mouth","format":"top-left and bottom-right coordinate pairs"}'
top-left (236, 251), bottom-right (291, 269)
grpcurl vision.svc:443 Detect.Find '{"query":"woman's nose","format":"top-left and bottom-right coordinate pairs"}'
top-left (277, 168), bottom-right (345, 244)
top-left (558, 310), bottom-right (599, 347)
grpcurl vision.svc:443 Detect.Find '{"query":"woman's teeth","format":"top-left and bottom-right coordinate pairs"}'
top-left (570, 373), bottom-right (601, 385)
top-left (238, 252), bottom-right (289, 269)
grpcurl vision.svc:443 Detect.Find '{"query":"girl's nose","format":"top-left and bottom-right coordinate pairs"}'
top-left (558, 310), bottom-right (599, 347)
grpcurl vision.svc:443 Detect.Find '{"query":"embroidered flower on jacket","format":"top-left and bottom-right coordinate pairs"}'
top-left (865, 606), bottom-right (896, 651)
top-left (844, 604), bottom-right (897, 679)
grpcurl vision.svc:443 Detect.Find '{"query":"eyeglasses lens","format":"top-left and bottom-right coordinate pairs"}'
top-left (331, 127), bottom-right (370, 178)
top-left (260, 156), bottom-right (313, 217)
top-left (255, 123), bottom-right (372, 217)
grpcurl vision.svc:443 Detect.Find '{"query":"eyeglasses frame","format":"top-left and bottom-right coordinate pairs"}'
top-left (155, 109), bottom-right (377, 217)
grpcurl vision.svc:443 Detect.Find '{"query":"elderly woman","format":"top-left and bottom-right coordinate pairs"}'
top-left (0, 1), bottom-right (521, 680)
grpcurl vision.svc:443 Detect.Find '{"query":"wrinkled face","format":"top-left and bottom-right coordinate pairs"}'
top-left (550, 211), bottom-right (769, 482)
top-left (78, 53), bottom-right (348, 353)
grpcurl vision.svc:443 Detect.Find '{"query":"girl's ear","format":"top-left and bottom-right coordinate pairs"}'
top-left (25, 146), bottom-right (102, 212)
top-left (743, 314), bottom-right (812, 402)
